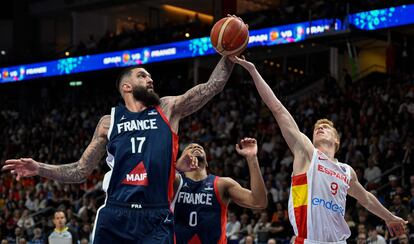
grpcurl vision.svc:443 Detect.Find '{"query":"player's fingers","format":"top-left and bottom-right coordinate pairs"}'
top-left (235, 144), bottom-right (241, 151)
top-left (21, 158), bottom-right (33, 163)
top-left (4, 159), bottom-right (22, 164)
top-left (228, 56), bottom-right (238, 63)
top-left (2, 164), bottom-right (17, 171)
top-left (388, 226), bottom-right (395, 236)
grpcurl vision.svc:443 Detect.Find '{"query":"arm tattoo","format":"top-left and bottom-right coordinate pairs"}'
top-left (38, 115), bottom-right (110, 183)
top-left (174, 57), bottom-right (234, 118)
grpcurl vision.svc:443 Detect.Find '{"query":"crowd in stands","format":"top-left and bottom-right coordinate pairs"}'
top-left (0, 56), bottom-right (413, 244)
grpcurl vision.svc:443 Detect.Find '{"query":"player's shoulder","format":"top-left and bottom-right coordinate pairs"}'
top-left (217, 176), bottom-right (238, 189)
top-left (96, 114), bottom-right (111, 137)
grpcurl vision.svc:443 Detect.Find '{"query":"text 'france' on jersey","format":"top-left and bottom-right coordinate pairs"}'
top-left (174, 174), bottom-right (227, 244)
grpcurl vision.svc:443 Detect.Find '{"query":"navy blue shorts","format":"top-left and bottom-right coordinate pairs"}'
top-left (92, 201), bottom-right (174, 244)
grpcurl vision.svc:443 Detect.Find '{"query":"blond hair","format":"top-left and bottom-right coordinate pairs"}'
top-left (314, 119), bottom-right (340, 152)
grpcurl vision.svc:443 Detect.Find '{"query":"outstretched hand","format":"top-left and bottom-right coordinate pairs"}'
top-left (235, 137), bottom-right (258, 158)
top-left (2, 158), bottom-right (40, 181)
top-left (385, 216), bottom-right (408, 237)
top-left (228, 56), bottom-right (256, 72)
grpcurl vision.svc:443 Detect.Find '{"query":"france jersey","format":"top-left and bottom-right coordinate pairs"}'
top-left (174, 174), bottom-right (228, 244)
top-left (104, 104), bottom-right (178, 204)
top-left (91, 104), bottom-right (178, 244)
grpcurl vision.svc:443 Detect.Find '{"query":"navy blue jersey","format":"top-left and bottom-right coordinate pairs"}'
top-left (104, 105), bottom-right (178, 204)
top-left (174, 174), bottom-right (227, 244)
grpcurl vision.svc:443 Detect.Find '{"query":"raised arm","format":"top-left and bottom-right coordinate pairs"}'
top-left (161, 57), bottom-right (234, 120)
top-left (219, 138), bottom-right (267, 209)
top-left (348, 168), bottom-right (407, 236)
top-left (231, 56), bottom-right (314, 174)
top-left (2, 115), bottom-right (110, 183)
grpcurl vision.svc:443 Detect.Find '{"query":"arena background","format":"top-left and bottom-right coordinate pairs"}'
top-left (0, 0), bottom-right (414, 243)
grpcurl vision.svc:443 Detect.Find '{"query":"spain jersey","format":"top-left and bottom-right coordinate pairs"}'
top-left (104, 104), bottom-right (178, 204)
top-left (288, 149), bottom-right (352, 243)
top-left (174, 174), bottom-right (227, 244)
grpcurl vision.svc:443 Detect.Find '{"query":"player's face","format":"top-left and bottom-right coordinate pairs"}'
top-left (129, 68), bottom-right (160, 106)
top-left (182, 143), bottom-right (206, 163)
top-left (313, 124), bottom-right (338, 147)
top-left (130, 68), bottom-right (154, 91)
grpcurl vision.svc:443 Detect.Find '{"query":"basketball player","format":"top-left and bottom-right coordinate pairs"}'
top-left (230, 56), bottom-right (407, 243)
top-left (173, 138), bottom-right (267, 244)
top-left (2, 56), bottom-right (235, 243)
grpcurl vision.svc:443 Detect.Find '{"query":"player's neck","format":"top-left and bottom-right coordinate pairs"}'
top-left (124, 96), bottom-right (147, 112)
top-left (316, 144), bottom-right (336, 161)
top-left (186, 170), bottom-right (208, 181)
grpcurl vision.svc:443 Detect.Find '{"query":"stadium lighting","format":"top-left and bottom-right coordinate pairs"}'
top-left (69, 81), bottom-right (83, 86)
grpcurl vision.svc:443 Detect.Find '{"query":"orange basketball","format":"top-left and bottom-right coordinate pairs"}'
top-left (210, 16), bottom-right (249, 56)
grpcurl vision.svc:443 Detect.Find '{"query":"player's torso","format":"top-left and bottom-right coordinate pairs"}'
top-left (174, 174), bottom-right (227, 244)
top-left (288, 149), bottom-right (351, 242)
top-left (104, 105), bottom-right (178, 204)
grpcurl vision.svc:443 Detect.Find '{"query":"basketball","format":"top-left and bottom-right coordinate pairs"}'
top-left (210, 16), bottom-right (249, 56)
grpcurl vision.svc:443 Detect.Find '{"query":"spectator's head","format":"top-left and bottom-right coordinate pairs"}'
top-left (393, 194), bottom-right (402, 206)
top-left (265, 180), bottom-right (273, 190)
top-left (276, 210), bottom-right (285, 220)
top-left (14, 227), bottom-right (22, 237)
top-left (409, 175), bottom-right (414, 186)
top-left (245, 235), bottom-right (254, 244)
top-left (80, 238), bottom-right (89, 244)
top-left (399, 234), bottom-right (409, 244)
top-left (240, 214), bottom-right (249, 225)
top-left (313, 119), bottom-right (340, 152)
top-left (18, 238), bottom-right (26, 244)
top-left (259, 212), bottom-right (268, 223)
top-left (33, 228), bottom-right (42, 238)
top-left (267, 238), bottom-right (276, 244)
top-left (367, 225), bottom-right (378, 240)
top-left (228, 212), bottom-right (237, 223)
top-left (52, 210), bottom-right (67, 230)
top-left (357, 233), bottom-right (367, 244)
top-left (389, 175), bottom-right (398, 187)
top-left (116, 66), bottom-right (160, 107)
top-left (1, 240), bottom-right (8, 244)
top-left (357, 223), bottom-right (366, 234)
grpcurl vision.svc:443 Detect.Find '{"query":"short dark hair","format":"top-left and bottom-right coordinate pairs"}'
top-left (116, 66), bottom-right (141, 93)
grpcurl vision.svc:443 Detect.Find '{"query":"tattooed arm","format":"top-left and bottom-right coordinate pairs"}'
top-left (3, 115), bottom-right (110, 183)
top-left (160, 57), bottom-right (234, 125)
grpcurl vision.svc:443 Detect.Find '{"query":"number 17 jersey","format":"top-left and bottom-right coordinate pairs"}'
top-left (104, 105), bottom-right (178, 204)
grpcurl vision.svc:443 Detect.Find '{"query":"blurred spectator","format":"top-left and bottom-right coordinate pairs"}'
top-left (226, 212), bottom-right (240, 244)
top-left (364, 156), bottom-right (382, 188)
top-left (48, 211), bottom-right (72, 244)
top-left (389, 195), bottom-right (409, 220)
top-left (367, 225), bottom-right (386, 244)
top-left (30, 228), bottom-right (45, 244)
top-left (253, 212), bottom-right (271, 244)
top-left (357, 232), bottom-right (367, 244)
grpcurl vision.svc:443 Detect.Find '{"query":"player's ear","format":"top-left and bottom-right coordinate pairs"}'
top-left (121, 82), bottom-right (133, 93)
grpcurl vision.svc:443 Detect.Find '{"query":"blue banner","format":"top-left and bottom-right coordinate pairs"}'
top-left (1, 18), bottom-right (341, 83)
top-left (349, 4), bottom-right (414, 30)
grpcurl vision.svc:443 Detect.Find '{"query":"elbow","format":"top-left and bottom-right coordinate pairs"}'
top-left (258, 198), bottom-right (269, 209)
top-left (253, 196), bottom-right (268, 210)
